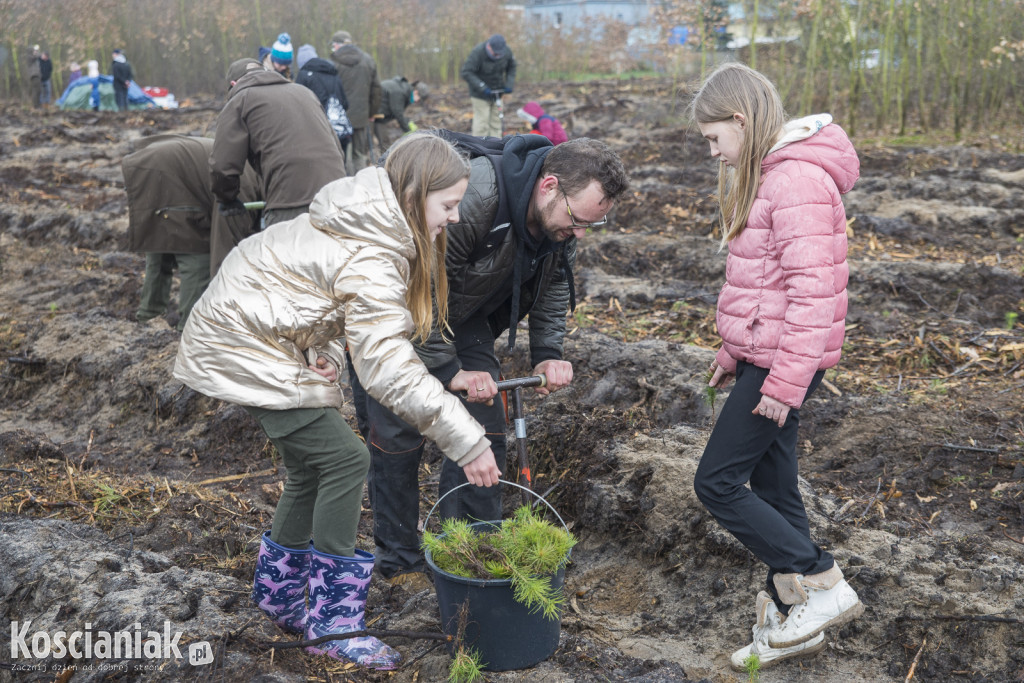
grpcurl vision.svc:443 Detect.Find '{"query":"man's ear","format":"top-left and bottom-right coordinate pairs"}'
top-left (538, 173), bottom-right (559, 197)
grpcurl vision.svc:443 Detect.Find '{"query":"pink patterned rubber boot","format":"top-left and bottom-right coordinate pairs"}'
top-left (305, 545), bottom-right (401, 670)
top-left (251, 531), bottom-right (310, 634)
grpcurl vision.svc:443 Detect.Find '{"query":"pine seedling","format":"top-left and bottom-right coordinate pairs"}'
top-left (743, 653), bottom-right (761, 682)
top-left (704, 369), bottom-right (717, 412)
top-left (448, 648), bottom-right (485, 683)
top-left (424, 505), bottom-right (576, 620)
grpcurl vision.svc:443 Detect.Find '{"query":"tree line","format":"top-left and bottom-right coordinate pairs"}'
top-left (2, 0), bottom-right (1023, 139)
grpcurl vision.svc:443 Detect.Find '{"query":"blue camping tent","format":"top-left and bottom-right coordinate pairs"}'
top-left (57, 75), bottom-right (156, 111)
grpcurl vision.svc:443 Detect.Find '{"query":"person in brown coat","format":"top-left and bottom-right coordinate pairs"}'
top-left (210, 58), bottom-right (345, 228)
top-left (329, 31), bottom-right (382, 174)
top-left (123, 134), bottom-right (261, 330)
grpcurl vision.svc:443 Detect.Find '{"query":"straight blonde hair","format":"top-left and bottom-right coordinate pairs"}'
top-left (384, 133), bottom-right (470, 342)
top-left (689, 63), bottom-right (786, 248)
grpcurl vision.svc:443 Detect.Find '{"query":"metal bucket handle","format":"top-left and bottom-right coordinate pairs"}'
top-left (423, 478), bottom-right (569, 534)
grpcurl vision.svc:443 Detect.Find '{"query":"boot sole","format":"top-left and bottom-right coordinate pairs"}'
top-left (769, 600), bottom-right (864, 649)
top-left (729, 634), bottom-right (826, 672)
top-left (306, 645), bottom-right (400, 671)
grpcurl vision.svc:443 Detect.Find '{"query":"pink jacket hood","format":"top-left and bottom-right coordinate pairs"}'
top-left (764, 114), bottom-right (859, 194)
top-left (715, 115), bottom-right (859, 408)
top-left (517, 100), bottom-right (545, 122)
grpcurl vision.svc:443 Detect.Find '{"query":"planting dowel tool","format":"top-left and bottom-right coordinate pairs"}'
top-left (494, 374), bottom-right (547, 505)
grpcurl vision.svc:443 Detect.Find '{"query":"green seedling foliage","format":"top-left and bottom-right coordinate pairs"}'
top-left (704, 369), bottom-right (717, 411)
top-left (448, 648), bottom-right (485, 683)
top-left (743, 652), bottom-right (761, 681)
top-left (423, 505), bottom-right (576, 620)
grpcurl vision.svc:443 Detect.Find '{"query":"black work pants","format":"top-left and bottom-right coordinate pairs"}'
top-left (348, 315), bottom-right (508, 578)
top-left (694, 361), bottom-right (834, 595)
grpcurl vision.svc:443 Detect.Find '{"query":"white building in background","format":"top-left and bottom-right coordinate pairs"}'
top-left (523, 0), bottom-right (655, 30)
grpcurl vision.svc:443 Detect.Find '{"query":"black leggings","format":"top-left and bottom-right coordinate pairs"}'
top-left (694, 361), bottom-right (833, 581)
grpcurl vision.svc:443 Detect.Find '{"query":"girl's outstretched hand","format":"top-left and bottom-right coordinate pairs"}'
top-left (708, 360), bottom-right (734, 389)
top-left (753, 394), bottom-right (790, 427)
top-left (463, 448), bottom-right (500, 487)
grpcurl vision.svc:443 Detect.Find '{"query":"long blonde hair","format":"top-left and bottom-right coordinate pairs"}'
top-left (384, 133), bottom-right (470, 342)
top-left (689, 63), bottom-right (785, 247)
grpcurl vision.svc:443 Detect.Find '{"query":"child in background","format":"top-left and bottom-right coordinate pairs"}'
top-left (516, 100), bottom-right (568, 145)
top-left (689, 62), bottom-right (863, 671)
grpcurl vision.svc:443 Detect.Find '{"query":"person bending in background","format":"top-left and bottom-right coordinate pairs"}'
top-left (373, 76), bottom-right (429, 152)
top-left (122, 134), bottom-right (260, 331)
top-left (210, 58), bottom-right (345, 229)
top-left (516, 100), bottom-right (568, 145)
top-left (689, 62), bottom-right (863, 672)
top-left (174, 133), bottom-right (500, 670)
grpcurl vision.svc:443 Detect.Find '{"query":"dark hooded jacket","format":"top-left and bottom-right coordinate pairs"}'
top-left (210, 69), bottom-right (345, 211)
top-left (111, 57), bottom-right (133, 90)
top-left (123, 134), bottom-right (260, 263)
top-left (460, 40), bottom-right (516, 99)
top-left (39, 55), bottom-right (53, 83)
top-left (329, 44), bottom-right (381, 128)
top-left (296, 57), bottom-right (353, 143)
top-left (379, 76), bottom-right (415, 132)
top-left (417, 134), bottom-right (573, 384)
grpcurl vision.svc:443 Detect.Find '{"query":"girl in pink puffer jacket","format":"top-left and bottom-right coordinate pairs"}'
top-left (690, 63), bottom-right (864, 671)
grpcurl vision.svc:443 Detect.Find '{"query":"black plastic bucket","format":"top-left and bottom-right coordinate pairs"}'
top-left (423, 481), bottom-right (568, 671)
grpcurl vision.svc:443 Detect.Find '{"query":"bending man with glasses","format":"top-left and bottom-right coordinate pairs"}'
top-left (349, 134), bottom-right (630, 589)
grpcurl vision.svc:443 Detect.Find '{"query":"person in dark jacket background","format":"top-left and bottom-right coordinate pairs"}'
top-left (210, 58), bottom-right (345, 228)
top-left (460, 34), bottom-right (516, 137)
top-left (39, 51), bottom-right (53, 108)
top-left (350, 133), bottom-right (629, 588)
top-left (111, 49), bottom-right (133, 111)
top-left (373, 77), bottom-right (429, 152)
top-left (123, 135), bottom-right (261, 330)
top-left (296, 44), bottom-right (353, 152)
top-left (329, 31), bottom-right (382, 174)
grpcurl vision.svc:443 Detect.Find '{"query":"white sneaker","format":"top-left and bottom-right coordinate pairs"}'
top-left (768, 564), bottom-right (864, 648)
top-left (730, 592), bottom-right (825, 672)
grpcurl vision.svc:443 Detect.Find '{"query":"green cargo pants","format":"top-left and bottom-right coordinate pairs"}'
top-left (245, 406), bottom-right (369, 557)
top-left (136, 252), bottom-right (211, 331)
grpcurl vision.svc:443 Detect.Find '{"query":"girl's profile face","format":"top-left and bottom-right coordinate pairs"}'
top-left (698, 114), bottom-right (745, 167)
top-left (424, 178), bottom-right (469, 240)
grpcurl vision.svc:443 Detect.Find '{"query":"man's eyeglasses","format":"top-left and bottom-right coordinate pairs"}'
top-left (562, 190), bottom-right (608, 230)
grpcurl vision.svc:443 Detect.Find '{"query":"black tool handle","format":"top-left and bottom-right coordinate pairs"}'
top-left (495, 374), bottom-right (547, 392)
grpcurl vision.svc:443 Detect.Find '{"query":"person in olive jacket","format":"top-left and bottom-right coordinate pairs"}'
top-left (329, 31), bottom-right (382, 174)
top-left (123, 134), bottom-right (261, 331)
top-left (210, 58), bottom-right (345, 228)
top-left (373, 77), bottom-right (428, 152)
top-left (460, 34), bottom-right (516, 137)
top-left (351, 133), bottom-right (629, 588)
